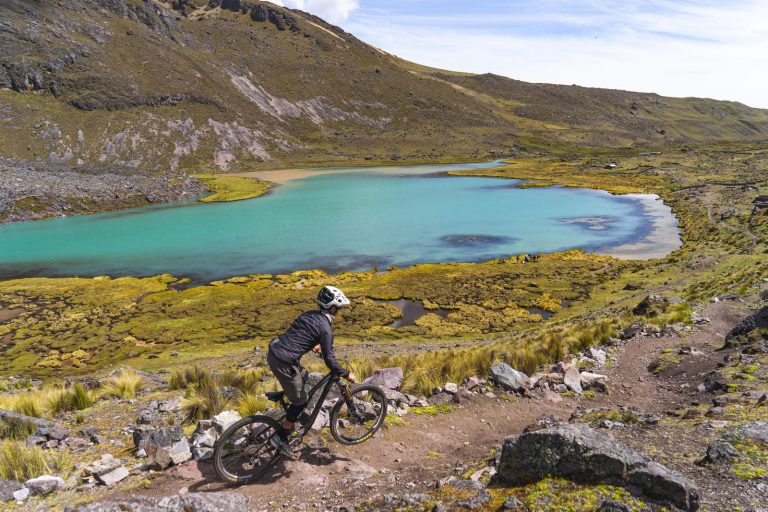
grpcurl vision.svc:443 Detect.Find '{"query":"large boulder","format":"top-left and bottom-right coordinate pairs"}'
top-left (364, 367), bottom-right (403, 390)
top-left (496, 423), bottom-right (699, 511)
top-left (24, 475), bottom-right (65, 496)
top-left (63, 491), bottom-right (250, 511)
top-left (723, 421), bottom-right (768, 444)
top-left (488, 363), bottom-right (530, 392)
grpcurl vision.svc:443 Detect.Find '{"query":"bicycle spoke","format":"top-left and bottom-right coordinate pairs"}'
top-left (215, 416), bottom-right (281, 483)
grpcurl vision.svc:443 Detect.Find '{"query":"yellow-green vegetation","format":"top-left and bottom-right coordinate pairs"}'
top-left (412, 404), bottom-right (452, 416)
top-left (101, 370), bottom-right (145, 399)
top-left (193, 174), bottom-right (272, 203)
top-left (0, 440), bottom-right (70, 481)
top-left (730, 439), bottom-right (768, 479)
top-left (577, 409), bottom-right (641, 425)
top-left (436, 478), bottom-right (647, 512)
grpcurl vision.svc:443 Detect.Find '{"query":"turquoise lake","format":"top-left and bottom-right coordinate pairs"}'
top-left (0, 161), bottom-right (677, 281)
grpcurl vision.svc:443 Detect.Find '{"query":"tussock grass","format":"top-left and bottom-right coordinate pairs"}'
top-left (236, 393), bottom-right (270, 417)
top-left (0, 393), bottom-right (44, 418)
top-left (0, 417), bottom-right (36, 440)
top-left (0, 440), bottom-right (70, 481)
top-left (101, 370), bottom-right (145, 399)
top-left (176, 367), bottom-right (275, 422)
top-left (47, 383), bottom-right (96, 415)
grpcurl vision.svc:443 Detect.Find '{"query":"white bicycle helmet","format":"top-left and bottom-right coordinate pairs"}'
top-left (316, 285), bottom-right (350, 310)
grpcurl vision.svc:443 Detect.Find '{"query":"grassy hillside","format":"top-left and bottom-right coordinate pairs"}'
top-left (1, 0), bottom-right (768, 178)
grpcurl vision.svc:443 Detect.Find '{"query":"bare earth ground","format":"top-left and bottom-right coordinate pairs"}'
top-left (109, 301), bottom-right (763, 511)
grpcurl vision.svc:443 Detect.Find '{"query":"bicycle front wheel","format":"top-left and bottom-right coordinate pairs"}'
top-left (329, 384), bottom-right (387, 445)
top-left (213, 415), bottom-right (282, 484)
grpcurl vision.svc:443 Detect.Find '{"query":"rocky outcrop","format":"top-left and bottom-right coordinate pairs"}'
top-left (0, 158), bottom-right (206, 224)
top-left (496, 423), bottom-right (700, 511)
top-left (63, 491), bottom-right (250, 511)
top-left (725, 306), bottom-right (768, 345)
top-left (633, 294), bottom-right (670, 316)
top-left (210, 0), bottom-right (300, 32)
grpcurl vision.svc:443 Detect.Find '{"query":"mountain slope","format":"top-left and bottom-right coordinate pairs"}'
top-left (1, 0), bottom-right (768, 175)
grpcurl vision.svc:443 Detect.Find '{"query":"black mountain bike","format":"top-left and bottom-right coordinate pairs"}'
top-left (213, 371), bottom-right (388, 484)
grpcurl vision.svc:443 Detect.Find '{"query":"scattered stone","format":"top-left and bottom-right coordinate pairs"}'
top-left (597, 499), bottom-right (633, 512)
top-left (444, 382), bottom-right (458, 394)
top-left (133, 426), bottom-right (191, 470)
top-left (47, 425), bottom-right (70, 440)
top-left (455, 489), bottom-right (490, 509)
top-left (0, 480), bottom-right (22, 502)
top-left (463, 376), bottom-right (484, 391)
top-left (563, 365), bottom-right (583, 394)
top-left (488, 363), bottom-right (530, 392)
top-left (499, 495), bottom-right (525, 510)
top-left (427, 392), bottom-right (454, 405)
top-left (24, 475), bottom-right (65, 496)
top-left (580, 372), bottom-right (608, 391)
top-left (138, 409), bottom-right (162, 425)
top-left (679, 346), bottom-right (704, 356)
top-left (723, 421), bottom-right (768, 444)
top-left (190, 428), bottom-right (217, 461)
top-left (497, 423), bottom-right (700, 511)
top-left (83, 454), bottom-right (122, 478)
top-left (96, 466), bottom-right (130, 487)
top-left (62, 491), bottom-right (250, 511)
top-left (621, 323), bottom-right (643, 340)
top-left (363, 367), bottom-right (404, 390)
top-left (704, 441), bottom-right (738, 463)
top-left (585, 347), bottom-right (607, 366)
top-left (212, 410), bottom-right (242, 433)
top-left (12, 487), bottom-right (28, 503)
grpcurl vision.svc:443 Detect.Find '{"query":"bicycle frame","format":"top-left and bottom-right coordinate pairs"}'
top-left (275, 371), bottom-right (354, 442)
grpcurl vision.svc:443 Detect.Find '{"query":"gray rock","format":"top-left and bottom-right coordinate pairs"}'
top-left (212, 410), bottom-right (242, 433)
top-left (0, 480), bottom-right (22, 502)
top-left (597, 499), bottom-right (633, 512)
top-left (48, 425), bottom-right (70, 440)
top-left (95, 466), bottom-right (129, 486)
top-left (488, 363), bottom-right (530, 392)
top-left (586, 347), bottom-right (607, 366)
top-left (499, 496), bottom-right (525, 510)
top-left (190, 428), bottom-right (217, 461)
top-left (621, 323), bottom-right (643, 340)
top-left (563, 364), bottom-right (583, 394)
top-left (363, 367), bottom-right (403, 390)
top-left (426, 392), bottom-right (454, 405)
top-left (84, 454), bottom-right (122, 477)
top-left (455, 489), bottom-right (490, 509)
top-left (138, 409), bottom-right (162, 425)
top-left (705, 441), bottom-right (738, 463)
top-left (25, 475), bottom-right (65, 496)
top-left (62, 491), bottom-right (250, 511)
top-left (133, 426), bottom-right (184, 453)
top-left (497, 423), bottom-right (699, 511)
top-left (444, 382), bottom-right (458, 394)
top-left (723, 421), bottom-right (768, 444)
top-left (633, 295), bottom-right (669, 316)
top-left (12, 487), bottom-right (28, 503)
top-left (580, 372), bottom-right (608, 391)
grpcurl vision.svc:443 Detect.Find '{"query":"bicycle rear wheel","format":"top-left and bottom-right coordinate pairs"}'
top-left (213, 415), bottom-right (282, 484)
top-left (329, 384), bottom-right (387, 445)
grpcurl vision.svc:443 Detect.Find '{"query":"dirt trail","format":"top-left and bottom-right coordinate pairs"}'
top-left (124, 301), bottom-right (749, 511)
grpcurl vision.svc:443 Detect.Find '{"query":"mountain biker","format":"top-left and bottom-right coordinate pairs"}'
top-left (267, 285), bottom-right (356, 457)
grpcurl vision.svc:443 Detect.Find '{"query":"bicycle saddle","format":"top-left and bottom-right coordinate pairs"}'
top-left (266, 391), bottom-right (285, 402)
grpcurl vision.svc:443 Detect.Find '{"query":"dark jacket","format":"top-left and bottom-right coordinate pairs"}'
top-left (269, 310), bottom-right (348, 377)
